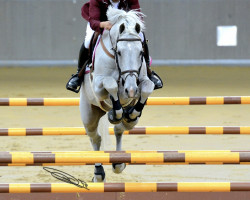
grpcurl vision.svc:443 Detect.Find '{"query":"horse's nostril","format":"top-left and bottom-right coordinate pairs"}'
top-left (125, 88), bottom-right (129, 94)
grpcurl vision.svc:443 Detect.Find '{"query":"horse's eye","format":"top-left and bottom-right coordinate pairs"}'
top-left (117, 51), bottom-right (121, 56)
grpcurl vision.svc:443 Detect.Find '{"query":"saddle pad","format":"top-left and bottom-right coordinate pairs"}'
top-left (85, 35), bottom-right (101, 74)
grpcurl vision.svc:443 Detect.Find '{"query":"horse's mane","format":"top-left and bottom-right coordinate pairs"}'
top-left (107, 6), bottom-right (145, 31)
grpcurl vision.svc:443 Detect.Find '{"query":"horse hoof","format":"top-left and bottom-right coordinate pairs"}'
top-left (92, 175), bottom-right (106, 183)
top-left (123, 107), bottom-right (138, 123)
top-left (92, 165), bottom-right (106, 182)
top-left (112, 163), bottom-right (126, 174)
top-left (108, 109), bottom-right (123, 124)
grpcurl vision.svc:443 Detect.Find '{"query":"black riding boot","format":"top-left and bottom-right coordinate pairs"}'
top-left (66, 43), bottom-right (89, 93)
top-left (143, 33), bottom-right (163, 90)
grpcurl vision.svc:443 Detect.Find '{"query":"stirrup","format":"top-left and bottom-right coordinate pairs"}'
top-left (150, 71), bottom-right (163, 90)
top-left (66, 74), bottom-right (82, 93)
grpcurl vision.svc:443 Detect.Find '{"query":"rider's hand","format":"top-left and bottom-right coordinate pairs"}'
top-left (100, 21), bottom-right (113, 30)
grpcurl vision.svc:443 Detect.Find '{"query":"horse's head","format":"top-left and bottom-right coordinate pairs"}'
top-left (107, 7), bottom-right (145, 98)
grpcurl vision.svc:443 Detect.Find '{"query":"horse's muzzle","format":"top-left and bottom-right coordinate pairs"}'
top-left (125, 86), bottom-right (138, 98)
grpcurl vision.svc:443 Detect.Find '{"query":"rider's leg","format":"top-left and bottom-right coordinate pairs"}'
top-left (66, 43), bottom-right (89, 92)
top-left (141, 32), bottom-right (163, 90)
top-left (66, 23), bottom-right (94, 93)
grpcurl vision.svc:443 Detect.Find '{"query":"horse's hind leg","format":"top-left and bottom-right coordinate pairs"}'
top-left (112, 119), bottom-right (138, 174)
top-left (80, 104), bottom-right (105, 151)
top-left (79, 96), bottom-right (106, 182)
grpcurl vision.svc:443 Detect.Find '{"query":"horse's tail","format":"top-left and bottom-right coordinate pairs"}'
top-left (98, 114), bottom-right (112, 150)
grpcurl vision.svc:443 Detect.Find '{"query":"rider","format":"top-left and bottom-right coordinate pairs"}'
top-left (66, 0), bottom-right (163, 93)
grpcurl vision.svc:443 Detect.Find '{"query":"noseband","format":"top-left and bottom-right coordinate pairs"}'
top-left (100, 33), bottom-right (144, 85)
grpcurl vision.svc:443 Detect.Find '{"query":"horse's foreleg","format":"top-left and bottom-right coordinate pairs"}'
top-left (125, 79), bottom-right (154, 121)
top-left (102, 77), bottom-right (123, 124)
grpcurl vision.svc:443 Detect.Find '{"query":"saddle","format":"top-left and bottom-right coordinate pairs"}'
top-left (78, 32), bottom-right (100, 79)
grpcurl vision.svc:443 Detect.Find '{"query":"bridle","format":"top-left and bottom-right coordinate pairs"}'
top-left (100, 32), bottom-right (144, 85)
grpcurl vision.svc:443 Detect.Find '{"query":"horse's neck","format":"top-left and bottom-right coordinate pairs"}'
top-left (94, 31), bottom-right (117, 71)
top-left (92, 30), bottom-right (117, 78)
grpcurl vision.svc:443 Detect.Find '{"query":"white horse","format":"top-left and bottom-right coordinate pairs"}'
top-left (79, 7), bottom-right (154, 182)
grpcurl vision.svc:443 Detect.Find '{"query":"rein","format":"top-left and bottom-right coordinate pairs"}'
top-left (100, 37), bottom-right (115, 59)
top-left (100, 33), bottom-right (144, 85)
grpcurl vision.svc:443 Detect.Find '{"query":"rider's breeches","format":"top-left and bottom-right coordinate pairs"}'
top-left (84, 22), bottom-right (145, 49)
top-left (84, 23), bottom-right (95, 49)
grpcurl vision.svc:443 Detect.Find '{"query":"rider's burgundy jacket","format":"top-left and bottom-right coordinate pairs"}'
top-left (81, 0), bottom-right (141, 33)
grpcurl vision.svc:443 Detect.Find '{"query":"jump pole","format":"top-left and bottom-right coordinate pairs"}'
top-left (0, 182), bottom-right (250, 193)
top-left (1, 151), bottom-right (250, 165)
top-left (0, 96), bottom-right (250, 106)
top-left (0, 150), bottom-right (249, 166)
top-left (1, 126), bottom-right (250, 136)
